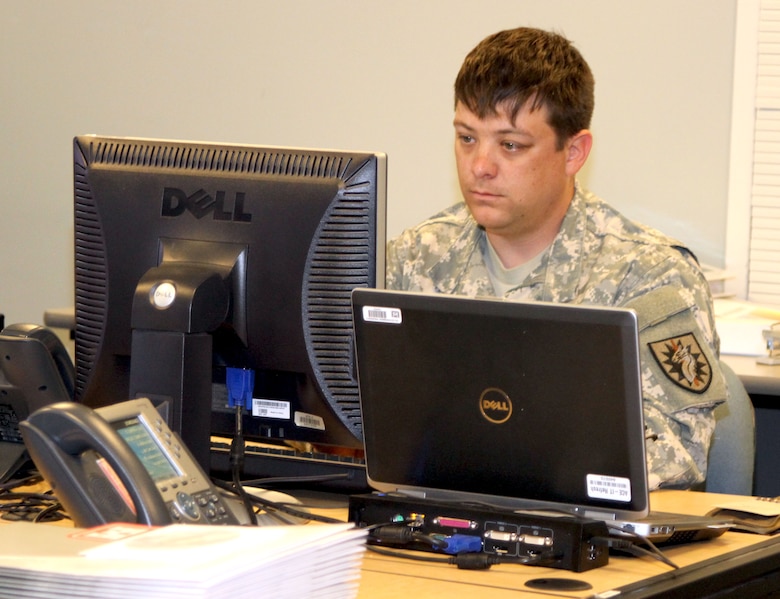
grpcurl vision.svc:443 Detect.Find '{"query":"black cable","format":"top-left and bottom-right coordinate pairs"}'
top-left (33, 501), bottom-right (68, 523)
top-left (0, 491), bottom-right (56, 503)
top-left (597, 531), bottom-right (680, 569)
top-left (250, 506), bottom-right (302, 526)
top-left (229, 405), bottom-right (258, 526)
top-left (622, 543), bottom-right (679, 568)
top-left (239, 473), bottom-right (351, 487)
top-left (0, 473), bottom-right (44, 492)
top-left (368, 524), bottom-right (448, 550)
top-left (210, 478), bottom-right (346, 525)
top-left (604, 524), bottom-right (680, 569)
top-left (244, 489), bottom-right (346, 524)
top-left (366, 545), bottom-right (559, 570)
top-left (0, 487), bottom-right (68, 523)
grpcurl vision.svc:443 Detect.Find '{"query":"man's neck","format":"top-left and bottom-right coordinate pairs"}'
top-left (486, 231), bottom-right (553, 270)
top-left (486, 182), bottom-right (576, 269)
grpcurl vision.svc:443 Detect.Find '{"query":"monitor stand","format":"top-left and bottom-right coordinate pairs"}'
top-left (129, 262), bottom-right (231, 472)
top-left (129, 329), bottom-right (213, 471)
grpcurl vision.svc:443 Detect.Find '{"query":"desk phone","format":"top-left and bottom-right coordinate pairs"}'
top-left (20, 397), bottom-right (241, 528)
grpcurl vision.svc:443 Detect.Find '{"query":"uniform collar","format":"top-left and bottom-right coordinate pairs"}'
top-left (535, 187), bottom-right (587, 302)
top-left (424, 186), bottom-right (587, 299)
top-left (425, 217), bottom-right (494, 296)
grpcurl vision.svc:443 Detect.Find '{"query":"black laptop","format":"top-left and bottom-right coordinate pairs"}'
top-left (351, 288), bottom-right (730, 543)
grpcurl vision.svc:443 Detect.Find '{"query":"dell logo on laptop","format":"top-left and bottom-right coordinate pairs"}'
top-left (479, 387), bottom-right (513, 424)
top-left (161, 187), bottom-right (253, 222)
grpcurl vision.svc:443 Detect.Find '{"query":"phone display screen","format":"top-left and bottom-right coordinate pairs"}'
top-left (114, 417), bottom-right (181, 482)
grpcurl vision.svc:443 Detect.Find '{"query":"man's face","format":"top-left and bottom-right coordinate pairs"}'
top-left (453, 100), bottom-right (578, 244)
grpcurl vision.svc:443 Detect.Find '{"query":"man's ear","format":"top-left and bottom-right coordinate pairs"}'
top-left (565, 129), bottom-right (593, 176)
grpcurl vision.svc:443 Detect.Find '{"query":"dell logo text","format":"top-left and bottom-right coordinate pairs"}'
top-left (161, 187), bottom-right (253, 222)
top-left (482, 399), bottom-right (510, 412)
top-left (478, 387), bottom-right (514, 424)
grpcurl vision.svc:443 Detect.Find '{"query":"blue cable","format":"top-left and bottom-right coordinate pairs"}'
top-left (226, 367), bottom-right (255, 410)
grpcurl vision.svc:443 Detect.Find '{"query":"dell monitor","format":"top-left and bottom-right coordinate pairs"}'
top-left (73, 134), bottom-right (386, 471)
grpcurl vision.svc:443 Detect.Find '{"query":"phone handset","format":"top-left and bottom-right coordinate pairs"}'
top-left (20, 401), bottom-right (173, 527)
top-left (0, 323), bottom-right (75, 400)
top-left (0, 323), bottom-right (76, 482)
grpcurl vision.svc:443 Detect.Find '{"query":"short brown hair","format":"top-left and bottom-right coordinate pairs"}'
top-left (454, 27), bottom-right (595, 149)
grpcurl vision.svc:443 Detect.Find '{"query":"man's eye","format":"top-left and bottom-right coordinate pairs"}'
top-left (503, 141), bottom-right (523, 151)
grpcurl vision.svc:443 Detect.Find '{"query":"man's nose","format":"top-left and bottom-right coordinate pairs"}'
top-left (471, 145), bottom-right (498, 178)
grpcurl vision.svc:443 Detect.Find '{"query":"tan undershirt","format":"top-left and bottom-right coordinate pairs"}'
top-left (483, 238), bottom-right (548, 297)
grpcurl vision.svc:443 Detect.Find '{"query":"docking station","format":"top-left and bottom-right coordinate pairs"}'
top-left (349, 493), bottom-right (610, 572)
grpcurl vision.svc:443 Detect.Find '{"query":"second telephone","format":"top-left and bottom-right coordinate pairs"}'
top-left (20, 397), bottom-right (243, 527)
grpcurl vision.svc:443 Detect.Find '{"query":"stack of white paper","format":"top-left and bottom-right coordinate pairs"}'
top-left (0, 522), bottom-right (367, 599)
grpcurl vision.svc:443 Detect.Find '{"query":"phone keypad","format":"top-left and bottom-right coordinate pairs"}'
top-left (169, 490), bottom-right (234, 524)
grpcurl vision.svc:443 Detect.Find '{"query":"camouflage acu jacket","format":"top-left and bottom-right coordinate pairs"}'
top-left (386, 186), bottom-right (727, 490)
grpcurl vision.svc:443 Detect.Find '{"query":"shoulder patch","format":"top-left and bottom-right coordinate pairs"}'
top-left (648, 333), bottom-right (712, 394)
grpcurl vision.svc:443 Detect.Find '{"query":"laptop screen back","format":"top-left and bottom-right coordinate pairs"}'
top-left (351, 289), bottom-right (649, 520)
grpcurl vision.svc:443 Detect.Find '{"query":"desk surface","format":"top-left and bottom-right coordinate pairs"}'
top-left (354, 490), bottom-right (780, 598)
top-left (2, 485), bottom-right (779, 598)
top-left (721, 353), bottom-right (780, 396)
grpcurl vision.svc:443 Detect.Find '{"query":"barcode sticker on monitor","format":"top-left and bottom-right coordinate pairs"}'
top-left (252, 399), bottom-right (290, 420)
top-left (362, 305), bottom-right (402, 324)
top-left (295, 411), bottom-right (325, 431)
top-left (586, 474), bottom-right (632, 502)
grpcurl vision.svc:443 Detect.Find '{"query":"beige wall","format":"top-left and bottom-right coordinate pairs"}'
top-left (1, 0), bottom-right (736, 325)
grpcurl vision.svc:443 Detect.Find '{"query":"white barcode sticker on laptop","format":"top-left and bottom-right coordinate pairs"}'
top-left (362, 305), bottom-right (403, 324)
top-left (586, 474), bottom-right (632, 502)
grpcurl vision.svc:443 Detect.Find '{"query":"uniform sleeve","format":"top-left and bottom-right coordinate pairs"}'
top-left (385, 236), bottom-right (405, 290)
top-left (624, 285), bottom-right (727, 490)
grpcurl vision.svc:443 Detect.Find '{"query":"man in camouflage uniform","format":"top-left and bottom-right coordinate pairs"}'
top-left (386, 27), bottom-right (727, 490)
